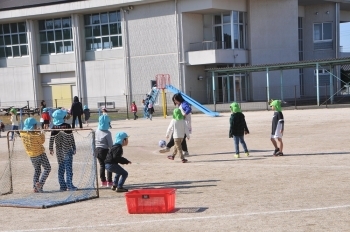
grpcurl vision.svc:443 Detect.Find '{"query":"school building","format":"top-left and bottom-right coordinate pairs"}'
top-left (0, 0), bottom-right (350, 109)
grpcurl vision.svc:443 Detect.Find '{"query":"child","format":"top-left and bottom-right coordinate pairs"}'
top-left (83, 105), bottom-right (90, 125)
top-left (270, 100), bottom-right (284, 156)
top-left (147, 102), bottom-right (154, 121)
top-left (105, 132), bottom-right (131, 192)
top-left (229, 102), bottom-right (250, 158)
top-left (20, 117), bottom-right (51, 193)
top-left (95, 113), bottom-right (114, 187)
top-left (0, 119), bottom-right (4, 138)
top-left (166, 108), bottom-right (190, 163)
top-left (9, 108), bottom-right (19, 141)
top-left (131, 101), bottom-right (138, 120)
top-left (101, 107), bottom-right (112, 128)
top-left (41, 108), bottom-right (51, 129)
top-left (49, 109), bottom-right (77, 191)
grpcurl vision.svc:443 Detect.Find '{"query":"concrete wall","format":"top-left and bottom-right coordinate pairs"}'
top-left (249, 0), bottom-right (299, 101)
top-left (0, 66), bottom-right (34, 105)
top-left (302, 2), bottom-right (336, 97)
top-left (126, 1), bottom-right (179, 97)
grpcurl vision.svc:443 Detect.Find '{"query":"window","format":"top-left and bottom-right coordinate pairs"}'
top-left (313, 22), bottom-right (333, 50)
top-left (0, 22), bottom-right (28, 58)
top-left (39, 17), bottom-right (74, 55)
top-left (84, 11), bottom-right (122, 51)
top-left (314, 22), bottom-right (332, 41)
top-left (213, 11), bottom-right (247, 50)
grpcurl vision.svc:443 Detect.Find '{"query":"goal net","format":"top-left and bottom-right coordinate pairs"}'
top-left (0, 129), bottom-right (98, 208)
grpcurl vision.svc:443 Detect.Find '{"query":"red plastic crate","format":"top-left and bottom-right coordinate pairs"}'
top-left (125, 188), bottom-right (176, 214)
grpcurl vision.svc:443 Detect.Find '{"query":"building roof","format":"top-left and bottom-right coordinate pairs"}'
top-left (205, 57), bottom-right (350, 74)
top-left (0, 0), bottom-right (85, 11)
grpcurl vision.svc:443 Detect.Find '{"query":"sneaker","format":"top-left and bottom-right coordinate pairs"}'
top-left (273, 148), bottom-right (280, 156)
top-left (34, 182), bottom-right (43, 193)
top-left (111, 185), bottom-right (117, 191)
top-left (116, 187), bottom-right (128, 192)
top-left (67, 186), bottom-right (78, 191)
top-left (234, 154), bottom-right (240, 158)
top-left (182, 151), bottom-right (189, 157)
top-left (107, 182), bottom-right (114, 187)
top-left (167, 155), bottom-right (174, 160)
top-left (245, 152), bottom-right (249, 157)
top-left (100, 181), bottom-right (108, 187)
top-left (159, 147), bottom-right (170, 153)
top-left (182, 159), bottom-right (188, 163)
top-left (275, 151), bottom-right (284, 156)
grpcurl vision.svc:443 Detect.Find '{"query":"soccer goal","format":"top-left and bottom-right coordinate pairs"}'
top-left (0, 129), bottom-right (98, 209)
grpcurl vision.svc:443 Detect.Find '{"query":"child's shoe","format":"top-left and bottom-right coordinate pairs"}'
top-left (182, 151), bottom-right (189, 157)
top-left (67, 186), bottom-right (78, 191)
top-left (273, 148), bottom-right (280, 156)
top-left (100, 181), bottom-right (108, 187)
top-left (107, 182), bottom-right (114, 187)
top-left (159, 147), bottom-right (170, 153)
top-left (182, 159), bottom-right (188, 163)
top-left (275, 151), bottom-right (284, 156)
top-left (245, 152), bottom-right (249, 157)
top-left (111, 185), bottom-right (117, 191)
top-left (116, 187), bottom-right (128, 192)
top-left (234, 154), bottom-right (240, 158)
top-left (167, 155), bottom-right (174, 160)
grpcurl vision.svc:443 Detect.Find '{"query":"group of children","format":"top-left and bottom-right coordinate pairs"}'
top-left (229, 99), bottom-right (284, 157)
top-left (20, 109), bottom-right (77, 192)
top-left (16, 94), bottom-right (284, 193)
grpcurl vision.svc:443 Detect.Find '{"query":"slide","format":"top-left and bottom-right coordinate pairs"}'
top-left (165, 85), bottom-right (219, 117)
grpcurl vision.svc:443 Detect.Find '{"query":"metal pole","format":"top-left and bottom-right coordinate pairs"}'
top-left (126, 95), bottom-right (129, 120)
top-left (212, 72), bottom-right (216, 108)
top-left (294, 85), bottom-right (297, 109)
top-left (280, 70), bottom-right (283, 101)
top-left (325, 84), bottom-right (328, 108)
top-left (329, 66), bottom-right (334, 104)
top-left (316, 63), bottom-right (320, 106)
top-left (104, 96), bottom-right (107, 108)
top-left (266, 68), bottom-right (270, 102)
top-left (233, 74), bottom-right (236, 102)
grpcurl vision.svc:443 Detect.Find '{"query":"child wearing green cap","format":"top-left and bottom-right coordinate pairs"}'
top-left (229, 102), bottom-right (250, 158)
top-left (269, 100), bottom-right (284, 156)
top-left (165, 108), bottom-right (190, 163)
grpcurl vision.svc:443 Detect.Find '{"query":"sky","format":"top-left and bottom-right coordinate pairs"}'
top-left (340, 22), bottom-right (350, 53)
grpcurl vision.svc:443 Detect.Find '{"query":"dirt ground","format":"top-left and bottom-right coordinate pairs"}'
top-left (0, 108), bottom-right (349, 232)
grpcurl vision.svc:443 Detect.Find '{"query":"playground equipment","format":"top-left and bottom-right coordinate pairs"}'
top-left (165, 85), bottom-right (219, 117)
top-left (143, 86), bottom-right (160, 119)
top-left (156, 74), bottom-right (170, 118)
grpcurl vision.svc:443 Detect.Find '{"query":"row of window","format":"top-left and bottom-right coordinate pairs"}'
top-left (0, 11), bottom-right (123, 58)
top-left (0, 12), bottom-right (334, 58)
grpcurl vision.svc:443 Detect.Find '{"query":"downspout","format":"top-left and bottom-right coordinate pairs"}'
top-left (335, 3), bottom-right (340, 94)
top-left (122, 9), bottom-right (131, 103)
top-left (175, 0), bottom-right (183, 90)
top-left (26, 20), bottom-right (38, 107)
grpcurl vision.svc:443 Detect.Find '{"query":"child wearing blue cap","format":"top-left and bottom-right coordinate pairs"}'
top-left (104, 132), bottom-right (131, 192)
top-left (49, 109), bottom-right (77, 191)
top-left (20, 117), bottom-right (51, 193)
top-left (95, 114), bottom-right (114, 187)
top-left (41, 108), bottom-right (51, 129)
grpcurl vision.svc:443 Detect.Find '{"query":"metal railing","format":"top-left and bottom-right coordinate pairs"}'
top-left (189, 41), bottom-right (227, 52)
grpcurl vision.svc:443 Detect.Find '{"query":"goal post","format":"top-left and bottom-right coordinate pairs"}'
top-left (0, 129), bottom-right (99, 209)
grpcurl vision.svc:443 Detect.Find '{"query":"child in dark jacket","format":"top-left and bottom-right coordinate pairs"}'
top-left (229, 102), bottom-right (250, 158)
top-left (104, 132), bottom-right (131, 192)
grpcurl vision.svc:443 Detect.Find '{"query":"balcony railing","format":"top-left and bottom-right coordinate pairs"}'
top-left (189, 41), bottom-right (227, 52)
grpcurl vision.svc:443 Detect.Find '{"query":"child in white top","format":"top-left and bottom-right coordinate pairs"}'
top-left (9, 108), bottom-right (19, 141)
top-left (166, 108), bottom-right (190, 163)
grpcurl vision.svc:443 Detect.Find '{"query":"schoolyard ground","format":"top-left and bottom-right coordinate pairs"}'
top-left (0, 107), bottom-right (349, 232)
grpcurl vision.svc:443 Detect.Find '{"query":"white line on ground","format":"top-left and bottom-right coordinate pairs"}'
top-left (2, 204), bottom-right (350, 232)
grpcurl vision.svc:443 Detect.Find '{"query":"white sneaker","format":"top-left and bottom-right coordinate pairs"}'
top-left (159, 147), bottom-right (170, 153)
top-left (182, 151), bottom-right (189, 157)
